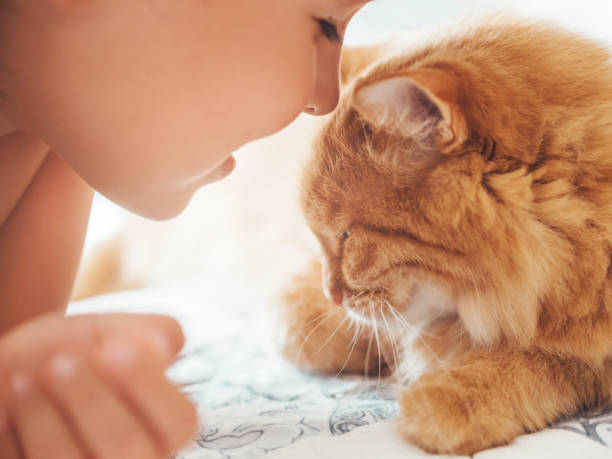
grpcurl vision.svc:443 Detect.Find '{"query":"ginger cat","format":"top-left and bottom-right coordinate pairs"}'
top-left (280, 18), bottom-right (612, 454)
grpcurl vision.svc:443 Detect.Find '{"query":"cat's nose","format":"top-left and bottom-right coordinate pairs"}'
top-left (321, 257), bottom-right (344, 305)
top-left (331, 291), bottom-right (344, 306)
top-left (323, 281), bottom-right (344, 305)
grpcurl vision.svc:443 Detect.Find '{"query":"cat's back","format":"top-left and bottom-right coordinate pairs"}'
top-left (339, 17), bottom-right (612, 249)
top-left (386, 18), bottom-right (612, 96)
top-left (374, 17), bottom-right (612, 131)
top-left (376, 18), bottom-right (612, 212)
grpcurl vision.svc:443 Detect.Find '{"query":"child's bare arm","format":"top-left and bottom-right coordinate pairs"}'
top-left (0, 142), bottom-right (92, 336)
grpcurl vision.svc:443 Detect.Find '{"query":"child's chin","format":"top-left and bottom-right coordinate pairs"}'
top-left (124, 191), bottom-right (193, 222)
top-left (195, 155), bottom-right (236, 187)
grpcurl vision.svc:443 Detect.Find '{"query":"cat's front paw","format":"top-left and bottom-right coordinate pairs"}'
top-left (398, 373), bottom-right (522, 455)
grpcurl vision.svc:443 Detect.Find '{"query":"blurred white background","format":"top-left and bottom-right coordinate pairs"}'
top-left (345, 0), bottom-right (612, 45)
top-left (86, 0), bottom-right (612, 252)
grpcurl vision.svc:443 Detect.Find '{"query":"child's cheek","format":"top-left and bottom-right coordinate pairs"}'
top-left (245, 45), bottom-right (317, 141)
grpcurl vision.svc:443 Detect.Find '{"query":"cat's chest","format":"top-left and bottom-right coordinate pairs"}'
top-left (387, 281), bottom-right (458, 385)
top-left (394, 326), bottom-right (432, 386)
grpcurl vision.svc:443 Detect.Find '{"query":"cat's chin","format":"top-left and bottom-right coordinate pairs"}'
top-left (344, 302), bottom-right (376, 324)
top-left (342, 280), bottom-right (456, 331)
top-left (342, 292), bottom-right (413, 336)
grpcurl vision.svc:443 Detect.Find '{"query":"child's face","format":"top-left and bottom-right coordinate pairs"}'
top-left (2, 0), bottom-right (369, 218)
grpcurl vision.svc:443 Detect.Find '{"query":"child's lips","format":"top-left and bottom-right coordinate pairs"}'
top-left (199, 155), bottom-right (236, 186)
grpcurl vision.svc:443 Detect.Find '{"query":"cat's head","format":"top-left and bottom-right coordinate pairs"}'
top-left (300, 21), bottom-right (612, 347)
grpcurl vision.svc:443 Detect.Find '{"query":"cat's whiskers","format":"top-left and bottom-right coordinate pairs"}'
top-left (384, 300), bottom-right (437, 339)
top-left (295, 291), bottom-right (367, 364)
top-left (380, 298), bottom-right (401, 375)
top-left (343, 290), bottom-right (367, 305)
top-left (384, 300), bottom-right (444, 370)
top-left (299, 290), bottom-right (365, 330)
top-left (363, 322), bottom-right (375, 380)
top-left (336, 318), bottom-right (363, 378)
top-left (347, 317), bottom-right (363, 350)
top-left (383, 301), bottom-right (413, 330)
top-left (312, 314), bottom-right (351, 357)
top-left (299, 304), bottom-right (343, 330)
top-left (294, 305), bottom-right (343, 364)
top-left (369, 301), bottom-right (383, 388)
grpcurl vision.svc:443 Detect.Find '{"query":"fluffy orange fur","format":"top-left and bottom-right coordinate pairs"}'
top-left (279, 18), bottom-right (612, 454)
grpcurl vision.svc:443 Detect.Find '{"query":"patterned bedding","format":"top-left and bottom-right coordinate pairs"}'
top-left (172, 337), bottom-right (612, 459)
top-left (171, 336), bottom-right (399, 458)
top-left (70, 285), bottom-right (612, 459)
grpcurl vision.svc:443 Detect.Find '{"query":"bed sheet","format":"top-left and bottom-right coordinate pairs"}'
top-left (69, 284), bottom-right (612, 459)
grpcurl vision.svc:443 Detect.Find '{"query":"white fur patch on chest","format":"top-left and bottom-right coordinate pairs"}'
top-left (392, 281), bottom-right (455, 385)
top-left (395, 324), bottom-right (431, 385)
top-left (401, 280), bottom-right (455, 324)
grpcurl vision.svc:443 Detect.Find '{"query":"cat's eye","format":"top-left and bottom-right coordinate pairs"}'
top-left (318, 19), bottom-right (341, 42)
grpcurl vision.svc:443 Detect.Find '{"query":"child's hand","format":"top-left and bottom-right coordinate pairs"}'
top-left (0, 313), bottom-right (197, 459)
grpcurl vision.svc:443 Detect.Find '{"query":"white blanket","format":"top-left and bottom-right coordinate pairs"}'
top-left (70, 285), bottom-right (612, 459)
top-left (267, 419), bottom-right (611, 459)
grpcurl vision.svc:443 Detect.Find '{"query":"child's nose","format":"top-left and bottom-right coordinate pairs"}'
top-left (304, 44), bottom-right (341, 116)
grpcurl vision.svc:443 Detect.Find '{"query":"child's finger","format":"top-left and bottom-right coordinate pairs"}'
top-left (0, 312), bottom-right (184, 371)
top-left (94, 340), bottom-right (198, 453)
top-left (84, 313), bottom-right (185, 358)
top-left (7, 373), bottom-right (84, 459)
top-left (40, 352), bottom-right (162, 459)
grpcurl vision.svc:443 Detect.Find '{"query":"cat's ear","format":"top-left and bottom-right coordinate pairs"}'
top-left (353, 70), bottom-right (468, 151)
top-left (341, 45), bottom-right (384, 86)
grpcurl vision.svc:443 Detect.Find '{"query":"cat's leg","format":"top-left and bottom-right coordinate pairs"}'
top-left (278, 261), bottom-right (386, 375)
top-left (398, 349), bottom-right (605, 455)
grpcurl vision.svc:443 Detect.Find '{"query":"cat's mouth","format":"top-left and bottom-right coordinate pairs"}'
top-left (341, 290), bottom-right (405, 328)
top-left (341, 281), bottom-right (456, 330)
